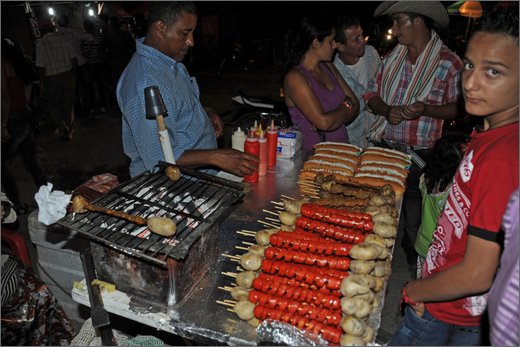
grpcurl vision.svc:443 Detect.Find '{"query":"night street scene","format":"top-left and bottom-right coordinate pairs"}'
top-left (1, 1), bottom-right (517, 346)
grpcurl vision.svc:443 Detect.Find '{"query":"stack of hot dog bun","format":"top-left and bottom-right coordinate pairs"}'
top-left (299, 142), bottom-right (411, 196)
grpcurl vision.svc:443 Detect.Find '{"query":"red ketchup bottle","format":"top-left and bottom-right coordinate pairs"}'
top-left (267, 119), bottom-right (278, 168)
top-left (258, 130), bottom-right (267, 176)
top-left (243, 129), bottom-right (259, 183)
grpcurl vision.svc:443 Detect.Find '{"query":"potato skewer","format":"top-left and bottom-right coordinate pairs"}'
top-left (71, 195), bottom-right (176, 236)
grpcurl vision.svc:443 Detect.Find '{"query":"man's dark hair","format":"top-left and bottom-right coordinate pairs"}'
top-left (475, 2), bottom-right (518, 42)
top-left (57, 14), bottom-right (70, 27)
top-left (334, 16), bottom-right (361, 44)
top-left (147, 1), bottom-right (197, 29)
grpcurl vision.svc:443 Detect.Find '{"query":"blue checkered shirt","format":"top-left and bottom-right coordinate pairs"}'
top-left (117, 39), bottom-right (217, 177)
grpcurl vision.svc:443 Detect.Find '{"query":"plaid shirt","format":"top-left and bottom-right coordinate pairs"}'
top-left (35, 32), bottom-right (76, 76)
top-left (364, 41), bottom-right (462, 148)
top-left (117, 39), bottom-right (217, 177)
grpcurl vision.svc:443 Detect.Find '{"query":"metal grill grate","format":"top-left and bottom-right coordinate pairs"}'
top-left (57, 163), bottom-right (246, 267)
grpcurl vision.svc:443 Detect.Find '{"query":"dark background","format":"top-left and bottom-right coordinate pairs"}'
top-left (2, 1), bottom-right (493, 73)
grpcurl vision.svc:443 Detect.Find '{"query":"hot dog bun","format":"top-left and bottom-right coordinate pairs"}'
top-left (360, 153), bottom-right (410, 167)
top-left (356, 165), bottom-right (408, 183)
top-left (314, 142), bottom-right (362, 154)
top-left (364, 146), bottom-right (411, 161)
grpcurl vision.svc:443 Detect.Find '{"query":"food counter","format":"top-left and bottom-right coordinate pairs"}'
top-left (71, 151), bottom-right (400, 345)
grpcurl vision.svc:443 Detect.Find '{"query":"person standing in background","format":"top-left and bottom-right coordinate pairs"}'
top-left (283, 15), bottom-right (359, 150)
top-left (54, 14), bottom-right (92, 118)
top-left (36, 16), bottom-right (78, 141)
top-left (333, 15), bottom-right (381, 148)
top-left (82, 18), bottom-right (108, 116)
top-left (363, 1), bottom-right (463, 273)
top-left (2, 38), bottom-right (47, 214)
top-left (414, 132), bottom-right (470, 279)
top-left (104, 16), bottom-right (136, 109)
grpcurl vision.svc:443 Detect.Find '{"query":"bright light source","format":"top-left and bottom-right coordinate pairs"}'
top-left (88, 8), bottom-right (95, 16)
top-left (387, 29), bottom-right (392, 34)
top-left (386, 34), bottom-right (393, 40)
top-left (364, 36), bottom-right (369, 42)
top-left (48, 7), bottom-right (54, 16)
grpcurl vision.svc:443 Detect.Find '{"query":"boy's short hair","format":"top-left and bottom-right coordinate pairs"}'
top-left (476, 2), bottom-right (518, 41)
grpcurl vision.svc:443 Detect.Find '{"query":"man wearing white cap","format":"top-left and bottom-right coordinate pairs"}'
top-left (363, 1), bottom-right (463, 272)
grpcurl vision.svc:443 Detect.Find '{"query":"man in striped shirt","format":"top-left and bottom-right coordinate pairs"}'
top-left (362, 1), bottom-right (463, 271)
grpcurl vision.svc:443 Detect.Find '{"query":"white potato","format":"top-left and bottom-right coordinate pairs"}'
top-left (147, 216), bottom-right (177, 236)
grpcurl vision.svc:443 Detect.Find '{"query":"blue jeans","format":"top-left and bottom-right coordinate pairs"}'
top-left (388, 305), bottom-right (482, 345)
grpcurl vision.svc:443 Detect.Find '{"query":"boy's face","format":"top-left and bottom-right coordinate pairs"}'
top-left (462, 32), bottom-right (519, 118)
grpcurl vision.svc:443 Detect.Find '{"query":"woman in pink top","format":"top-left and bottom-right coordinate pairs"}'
top-left (283, 16), bottom-right (359, 150)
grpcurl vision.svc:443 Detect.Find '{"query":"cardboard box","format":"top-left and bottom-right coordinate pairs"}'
top-left (277, 128), bottom-right (302, 159)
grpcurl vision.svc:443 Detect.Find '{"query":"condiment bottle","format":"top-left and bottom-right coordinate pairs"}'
top-left (243, 129), bottom-right (259, 183)
top-left (231, 126), bottom-right (246, 152)
top-left (267, 119), bottom-right (278, 168)
top-left (258, 130), bottom-right (267, 176)
top-left (252, 120), bottom-right (259, 134)
top-left (255, 123), bottom-right (263, 138)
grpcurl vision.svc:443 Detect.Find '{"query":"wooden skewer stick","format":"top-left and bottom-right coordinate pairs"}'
top-left (218, 286), bottom-right (232, 292)
top-left (258, 220), bottom-right (279, 228)
top-left (235, 245), bottom-right (248, 251)
top-left (265, 216), bottom-right (281, 224)
top-left (262, 209), bottom-right (279, 216)
top-left (298, 180), bottom-right (319, 187)
top-left (224, 299), bottom-right (236, 304)
top-left (242, 241), bottom-right (254, 246)
top-left (222, 254), bottom-right (241, 262)
top-left (221, 271), bottom-right (237, 278)
top-left (271, 201), bottom-right (283, 206)
top-left (274, 205), bottom-right (284, 211)
top-left (281, 194), bottom-right (295, 200)
top-left (242, 229), bottom-right (256, 233)
top-left (216, 300), bottom-right (235, 307)
top-left (236, 231), bottom-right (255, 237)
top-left (227, 308), bottom-right (234, 313)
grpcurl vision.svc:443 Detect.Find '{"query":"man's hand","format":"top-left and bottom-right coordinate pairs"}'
top-left (401, 101), bottom-right (425, 120)
top-left (215, 149), bottom-right (259, 177)
top-left (204, 107), bottom-right (224, 139)
top-left (386, 106), bottom-right (404, 125)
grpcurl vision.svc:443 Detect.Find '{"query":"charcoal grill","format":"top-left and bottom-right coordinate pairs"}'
top-left (56, 162), bottom-right (247, 305)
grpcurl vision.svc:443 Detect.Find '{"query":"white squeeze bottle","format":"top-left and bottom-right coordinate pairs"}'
top-left (231, 127), bottom-right (247, 152)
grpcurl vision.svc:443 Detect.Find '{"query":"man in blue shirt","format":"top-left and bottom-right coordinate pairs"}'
top-left (117, 1), bottom-right (258, 177)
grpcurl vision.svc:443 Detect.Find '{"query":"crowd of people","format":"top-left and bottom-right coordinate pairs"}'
top-left (1, 1), bottom-right (518, 346)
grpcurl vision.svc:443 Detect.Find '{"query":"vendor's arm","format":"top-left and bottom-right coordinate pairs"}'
top-left (176, 149), bottom-right (259, 177)
top-left (203, 106), bottom-right (224, 139)
top-left (283, 68), bottom-right (355, 131)
top-left (405, 234), bottom-right (500, 303)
